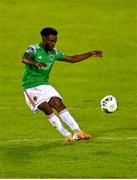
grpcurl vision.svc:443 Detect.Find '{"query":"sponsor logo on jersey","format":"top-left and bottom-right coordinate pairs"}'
top-left (49, 54), bottom-right (54, 60)
top-left (38, 56), bottom-right (42, 59)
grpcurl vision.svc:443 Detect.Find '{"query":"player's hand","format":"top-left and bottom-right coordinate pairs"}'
top-left (91, 50), bottom-right (103, 57)
top-left (34, 62), bottom-right (47, 68)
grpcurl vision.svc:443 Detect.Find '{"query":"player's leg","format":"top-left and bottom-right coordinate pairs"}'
top-left (48, 97), bottom-right (80, 131)
top-left (38, 102), bottom-right (72, 140)
top-left (48, 97), bottom-right (91, 140)
top-left (24, 88), bottom-right (73, 142)
top-left (38, 101), bottom-right (53, 115)
top-left (48, 96), bottom-right (66, 112)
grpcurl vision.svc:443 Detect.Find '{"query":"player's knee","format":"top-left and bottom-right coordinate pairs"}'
top-left (54, 97), bottom-right (63, 107)
top-left (38, 102), bottom-right (53, 115)
top-left (49, 97), bottom-right (66, 111)
top-left (55, 98), bottom-right (63, 107)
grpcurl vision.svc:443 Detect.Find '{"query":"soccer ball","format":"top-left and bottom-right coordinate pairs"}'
top-left (73, 134), bottom-right (80, 141)
top-left (101, 95), bottom-right (118, 113)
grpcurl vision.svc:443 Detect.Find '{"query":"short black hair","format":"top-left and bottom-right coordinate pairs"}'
top-left (40, 27), bottom-right (58, 36)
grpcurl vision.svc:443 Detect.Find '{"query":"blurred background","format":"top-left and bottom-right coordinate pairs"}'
top-left (0, 0), bottom-right (137, 178)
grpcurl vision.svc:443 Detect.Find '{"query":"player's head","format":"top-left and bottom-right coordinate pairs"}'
top-left (40, 27), bottom-right (58, 51)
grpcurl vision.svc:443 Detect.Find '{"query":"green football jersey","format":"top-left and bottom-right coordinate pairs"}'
top-left (21, 43), bottom-right (66, 91)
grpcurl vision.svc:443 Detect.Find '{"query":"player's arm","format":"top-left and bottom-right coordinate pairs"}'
top-left (22, 52), bottom-right (47, 68)
top-left (63, 50), bottom-right (102, 63)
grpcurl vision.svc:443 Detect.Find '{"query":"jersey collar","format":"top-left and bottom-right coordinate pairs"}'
top-left (39, 43), bottom-right (54, 53)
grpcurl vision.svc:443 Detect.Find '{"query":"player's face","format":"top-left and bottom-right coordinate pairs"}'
top-left (42, 35), bottom-right (57, 51)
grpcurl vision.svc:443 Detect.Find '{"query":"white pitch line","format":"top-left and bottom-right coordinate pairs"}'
top-left (0, 136), bottom-right (137, 144)
top-left (97, 136), bottom-right (137, 140)
top-left (0, 138), bottom-right (62, 143)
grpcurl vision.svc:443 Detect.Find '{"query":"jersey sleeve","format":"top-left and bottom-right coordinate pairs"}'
top-left (25, 45), bottom-right (37, 58)
top-left (55, 49), bottom-right (66, 61)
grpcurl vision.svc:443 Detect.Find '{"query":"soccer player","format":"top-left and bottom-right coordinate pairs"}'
top-left (21, 27), bottom-right (102, 143)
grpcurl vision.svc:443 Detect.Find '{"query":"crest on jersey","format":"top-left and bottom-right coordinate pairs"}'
top-left (32, 96), bottom-right (37, 102)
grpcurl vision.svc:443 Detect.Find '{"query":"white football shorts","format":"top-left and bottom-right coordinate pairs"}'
top-left (24, 85), bottom-right (63, 113)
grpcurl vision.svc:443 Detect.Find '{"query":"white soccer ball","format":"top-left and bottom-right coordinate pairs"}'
top-left (101, 95), bottom-right (118, 113)
top-left (73, 134), bottom-right (80, 141)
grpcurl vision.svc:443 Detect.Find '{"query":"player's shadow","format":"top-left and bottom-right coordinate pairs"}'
top-left (0, 141), bottom-right (68, 164)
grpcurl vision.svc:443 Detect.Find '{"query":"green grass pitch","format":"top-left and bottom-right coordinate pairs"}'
top-left (0, 0), bottom-right (137, 178)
